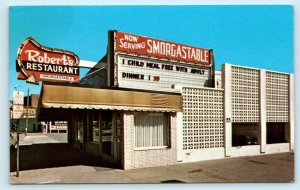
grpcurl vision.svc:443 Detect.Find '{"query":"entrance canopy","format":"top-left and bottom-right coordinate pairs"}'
top-left (37, 83), bottom-right (182, 120)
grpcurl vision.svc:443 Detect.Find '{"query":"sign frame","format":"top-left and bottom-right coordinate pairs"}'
top-left (116, 54), bottom-right (212, 92)
top-left (16, 37), bottom-right (80, 84)
top-left (108, 30), bottom-right (215, 89)
top-left (115, 31), bottom-right (212, 66)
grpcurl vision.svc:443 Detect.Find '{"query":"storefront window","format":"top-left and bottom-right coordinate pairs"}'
top-left (232, 123), bottom-right (259, 146)
top-left (134, 112), bottom-right (169, 148)
top-left (101, 121), bottom-right (113, 155)
top-left (267, 122), bottom-right (288, 144)
top-left (92, 121), bottom-right (100, 142)
top-left (77, 120), bottom-right (83, 141)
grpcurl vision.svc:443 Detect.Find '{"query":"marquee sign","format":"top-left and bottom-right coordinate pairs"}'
top-left (117, 54), bottom-right (210, 92)
top-left (16, 37), bottom-right (80, 84)
top-left (115, 31), bottom-right (211, 66)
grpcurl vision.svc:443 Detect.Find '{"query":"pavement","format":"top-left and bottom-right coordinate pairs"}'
top-left (10, 133), bottom-right (84, 172)
top-left (10, 133), bottom-right (294, 184)
top-left (10, 151), bottom-right (294, 184)
top-left (19, 133), bottom-right (67, 145)
top-left (10, 132), bottom-right (67, 147)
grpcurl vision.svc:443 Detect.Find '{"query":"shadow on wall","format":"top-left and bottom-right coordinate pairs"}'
top-left (10, 143), bottom-right (119, 172)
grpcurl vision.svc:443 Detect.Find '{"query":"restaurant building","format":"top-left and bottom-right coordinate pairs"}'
top-left (37, 30), bottom-right (294, 169)
top-left (177, 64), bottom-right (294, 163)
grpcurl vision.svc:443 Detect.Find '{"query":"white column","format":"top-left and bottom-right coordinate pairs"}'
top-left (289, 74), bottom-right (294, 150)
top-left (223, 64), bottom-right (232, 157)
top-left (260, 69), bottom-right (266, 153)
top-left (176, 112), bottom-right (183, 162)
top-left (175, 85), bottom-right (183, 162)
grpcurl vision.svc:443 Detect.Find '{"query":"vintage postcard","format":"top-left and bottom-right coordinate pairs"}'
top-left (9, 5), bottom-right (294, 184)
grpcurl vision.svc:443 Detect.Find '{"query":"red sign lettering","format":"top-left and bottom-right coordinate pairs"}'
top-left (16, 37), bottom-right (80, 84)
top-left (116, 32), bottom-right (211, 66)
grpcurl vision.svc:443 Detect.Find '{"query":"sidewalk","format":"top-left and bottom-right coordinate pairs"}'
top-left (20, 133), bottom-right (58, 145)
top-left (10, 152), bottom-right (294, 184)
top-left (10, 132), bottom-right (67, 147)
top-left (20, 133), bottom-right (67, 145)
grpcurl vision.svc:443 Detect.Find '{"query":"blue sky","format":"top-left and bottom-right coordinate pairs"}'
top-left (9, 5), bottom-right (293, 99)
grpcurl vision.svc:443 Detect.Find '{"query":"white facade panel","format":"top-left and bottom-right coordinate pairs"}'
top-left (176, 112), bottom-right (183, 162)
top-left (289, 74), bottom-right (294, 150)
top-left (182, 148), bottom-right (225, 162)
top-left (265, 143), bottom-right (290, 154)
top-left (223, 64), bottom-right (293, 158)
top-left (228, 145), bottom-right (261, 157)
top-left (223, 64), bottom-right (232, 157)
top-left (260, 69), bottom-right (266, 153)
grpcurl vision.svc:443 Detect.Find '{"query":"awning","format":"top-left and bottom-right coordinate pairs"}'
top-left (38, 84), bottom-right (182, 120)
top-left (42, 103), bottom-right (180, 112)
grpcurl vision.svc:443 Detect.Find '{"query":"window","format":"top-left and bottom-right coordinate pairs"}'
top-left (232, 123), bottom-right (259, 146)
top-left (77, 120), bottom-right (83, 141)
top-left (267, 122), bottom-right (288, 144)
top-left (134, 112), bottom-right (170, 148)
top-left (92, 121), bottom-right (100, 142)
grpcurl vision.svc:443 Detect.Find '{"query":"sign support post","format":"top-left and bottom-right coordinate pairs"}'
top-left (16, 119), bottom-right (20, 177)
top-left (13, 36), bottom-right (81, 177)
top-left (13, 90), bottom-right (24, 177)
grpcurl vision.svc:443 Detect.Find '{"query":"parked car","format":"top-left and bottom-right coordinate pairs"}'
top-left (233, 133), bottom-right (258, 146)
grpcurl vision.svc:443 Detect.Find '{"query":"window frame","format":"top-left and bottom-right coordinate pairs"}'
top-left (133, 112), bottom-right (171, 150)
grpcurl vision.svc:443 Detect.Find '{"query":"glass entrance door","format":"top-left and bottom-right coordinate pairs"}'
top-left (95, 111), bottom-right (120, 162)
top-left (101, 120), bottom-right (113, 156)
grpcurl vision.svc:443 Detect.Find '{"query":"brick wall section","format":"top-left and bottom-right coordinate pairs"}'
top-left (31, 94), bottom-right (39, 107)
top-left (118, 112), bottom-right (125, 169)
top-left (122, 111), bottom-right (177, 170)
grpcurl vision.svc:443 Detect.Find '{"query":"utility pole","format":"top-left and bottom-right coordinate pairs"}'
top-left (25, 88), bottom-right (29, 136)
top-left (13, 86), bottom-right (24, 177)
top-left (16, 120), bottom-right (20, 177)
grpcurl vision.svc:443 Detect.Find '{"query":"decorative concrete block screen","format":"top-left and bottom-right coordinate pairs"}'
top-left (182, 87), bottom-right (224, 150)
top-left (231, 66), bottom-right (260, 122)
top-left (266, 71), bottom-right (289, 122)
